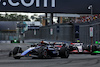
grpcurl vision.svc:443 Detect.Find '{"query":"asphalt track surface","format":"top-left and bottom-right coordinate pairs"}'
top-left (0, 54), bottom-right (100, 67)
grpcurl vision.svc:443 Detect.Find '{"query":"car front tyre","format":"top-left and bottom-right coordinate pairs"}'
top-left (13, 47), bottom-right (22, 59)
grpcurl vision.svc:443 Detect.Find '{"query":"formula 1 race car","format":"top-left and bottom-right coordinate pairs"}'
top-left (9, 41), bottom-right (69, 59)
top-left (90, 45), bottom-right (100, 55)
top-left (11, 39), bottom-right (20, 43)
top-left (69, 42), bottom-right (90, 54)
top-left (69, 42), bottom-right (100, 55)
top-left (90, 41), bottom-right (100, 54)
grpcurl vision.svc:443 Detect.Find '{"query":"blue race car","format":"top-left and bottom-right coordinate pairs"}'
top-left (9, 41), bottom-right (69, 59)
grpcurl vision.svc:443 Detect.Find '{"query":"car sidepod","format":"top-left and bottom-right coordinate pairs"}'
top-left (21, 47), bottom-right (39, 57)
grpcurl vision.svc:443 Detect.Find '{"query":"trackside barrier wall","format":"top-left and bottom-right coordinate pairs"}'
top-left (24, 19), bottom-right (100, 45)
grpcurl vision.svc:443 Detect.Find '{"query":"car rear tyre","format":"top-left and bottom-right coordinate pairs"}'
top-left (59, 47), bottom-right (69, 58)
top-left (91, 45), bottom-right (97, 55)
top-left (92, 45), bottom-right (97, 51)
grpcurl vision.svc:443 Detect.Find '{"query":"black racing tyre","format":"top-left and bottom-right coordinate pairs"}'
top-left (11, 40), bottom-right (14, 43)
top-left (69, 46), bottom-right (73, 51)
top-left (42, 50), bottom-right (48, 59)
top-left (92, 45), bottom-right (97, 52)
top-left (38, 48), bottom-right (48, 59)
top-left (91, 45), bottom-right (97, 55)
top-left (13, 47), bottom-right (23, 55)
top-left (13, 47), bottom-right (23, 59)
top-left (59, 47), bottom-right (69, 58)
top-left (87, 45), bottom-right (90, 51)
top-left (17, 40), bottom-right (20, 43)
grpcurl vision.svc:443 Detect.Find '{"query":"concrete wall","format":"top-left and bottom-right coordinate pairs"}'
top-left (25, 23), bottom-right (73, 42)
top-left (25, 29), bottom-right (40, 39)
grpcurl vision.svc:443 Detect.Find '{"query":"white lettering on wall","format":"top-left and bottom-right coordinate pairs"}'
top-left (44, 0), bottom-right (47, 7)
top-left (8, 0), bottom-right (56, 7)
top-left (52, 0), bottom-right (55, 7)
top-left (8, 0), bottom-right (19, 6)
top-left (36, 0), bottom-right (40, 7)
top-left (21, 0), bottom-right (34, 7)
